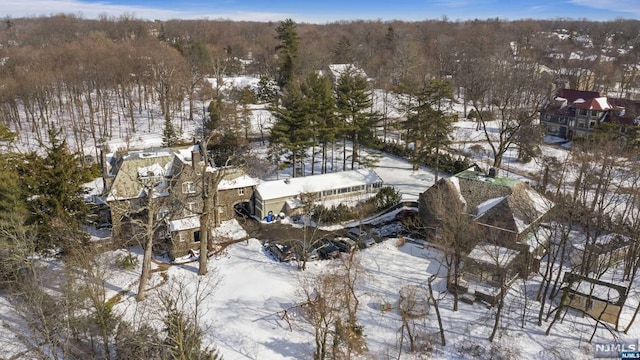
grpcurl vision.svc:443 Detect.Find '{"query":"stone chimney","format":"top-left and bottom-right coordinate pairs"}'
top-left (192, 148), bottom-right (201, 169)
top-left (100, 145), bottom-right (114, 191)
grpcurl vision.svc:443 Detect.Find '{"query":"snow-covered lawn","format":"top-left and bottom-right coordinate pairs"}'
top-left (97, 217), bottom-right (640, 360)
top-left (4, 75), bottom-right (640, 359)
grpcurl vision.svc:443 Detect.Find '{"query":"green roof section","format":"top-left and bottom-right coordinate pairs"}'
top-left (454, 169), bottom-right (521, 188)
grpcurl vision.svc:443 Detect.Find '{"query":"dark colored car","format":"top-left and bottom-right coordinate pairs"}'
top-left (264, 243), bottom-right (294, 262)
top-left (317, 242), bottom-right (341, 260)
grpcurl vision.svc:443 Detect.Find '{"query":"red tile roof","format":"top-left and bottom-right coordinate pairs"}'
top-left (555, 89), bottom-right (601, 103)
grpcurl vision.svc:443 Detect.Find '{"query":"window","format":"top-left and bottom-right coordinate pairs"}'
top-left (585, 298), bottom-right (595, 311)
top-left (157, 206), bottom-right (170, 220)
top-left (238, 188), bottom-right (245, 196)
top-left (184, 202), bottom-right (197, 217)
top-left (579, 108), bottom-right (587, 116)
top-left (589, 120), bottom-right (596, 129)
top-left (182, 182), bottom-right (196, 194)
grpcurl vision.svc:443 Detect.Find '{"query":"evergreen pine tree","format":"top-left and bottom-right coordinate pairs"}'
top-left (335, 68), bottom-right (378, 170)
top-left (275, 19), bottom-right (299, 89)
top-left (0, 124), bottom-right (25, 223)
top-left (404, 79), bottom-right (455, 177)
top-left (20, 128), bottom-right (93, 252)
top-left (301, 72), bottom-right (337, 174)
top-left (162, 117), bottom-right (179, 147)
top-left (270, 86), bottom-right (311, 177)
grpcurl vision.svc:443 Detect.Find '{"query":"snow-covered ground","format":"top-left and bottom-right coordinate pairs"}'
top-left (95, 216), bottom-right (640, 360)
top-left (3, 75), bottom-right (639, 359)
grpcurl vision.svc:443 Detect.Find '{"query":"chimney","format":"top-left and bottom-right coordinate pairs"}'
top-left (100, 146), bottom-right (108, 179)
top-left (100, 145), bottom-right (117, 191)
top-left (488, 168), bottom-right (497, 178)
top-left (192, 148), bottom-right (201, 169)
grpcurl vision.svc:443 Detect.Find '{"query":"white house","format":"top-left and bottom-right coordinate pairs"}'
top-left (254, 168), bottom-right (384, 220)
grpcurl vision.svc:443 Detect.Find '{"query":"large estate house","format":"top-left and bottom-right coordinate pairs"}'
top-left (418, 167), bottom-right (554, 303)
top-left (540, 88), bottom-right (640, 140)
top-left (101, 144), bottom-right (257, 259)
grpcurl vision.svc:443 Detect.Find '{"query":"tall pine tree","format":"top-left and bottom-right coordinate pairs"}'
top-left (275, 19), bottom-right (300, 90)
top-left (336, 68), bottom-right (378, 170)
top-left (162, 117), bottom-right (179, 147)
top-left (20, 129), bottom-right (93, 252)
top-left (404, 79), bottom-right (455, 178)
top-left (0, 124), bottom-right (26, 223)
top-left (301, 72), bottom-right (337, 174)
top-left (270, 86), bottom-right (311, 177)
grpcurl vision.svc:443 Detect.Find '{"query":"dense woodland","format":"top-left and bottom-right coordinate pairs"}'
top-left (2, 14), bottom-right (640, 359)
top-left (1, 15), bottom-right (640, 152)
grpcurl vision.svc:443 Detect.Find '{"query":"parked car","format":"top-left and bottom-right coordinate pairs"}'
top-left (317, 241), bottom-right (341, 260)
top-left (332, 237), bottom-right (357, 253)
top-left (264, 243), bottom-right (294, 262)
top-left (347, 228), bottom-right (376, 249)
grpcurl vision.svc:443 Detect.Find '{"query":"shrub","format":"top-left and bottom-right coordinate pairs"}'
top-left (425, 153), bottom-right (471, 175)
top-left (115, 252), bottom-right (138, 270)
top-left (312, 203), bottom-right (352, 224)
top-left (370, 186), bottom-right (401, 210)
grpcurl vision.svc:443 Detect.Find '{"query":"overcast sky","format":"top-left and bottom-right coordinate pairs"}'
top-left (3, 0), bottom-right (639, 23)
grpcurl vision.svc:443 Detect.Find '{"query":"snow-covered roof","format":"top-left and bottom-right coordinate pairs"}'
top-left (467, 244), bottom-right (519, 267)
top-left (572, 232), bottom-right (631, 253)
top-left (570, 281), bottom-right (620, 303)
top-left (476, 196), bottom-right (507, 218)
top-left (173, 144), bottom-right (202, 166)
top-left (107, 153), bottom-right (175, 201)
top-left (219, 175), bottom-right (260, 190)
top-left (169, 216), bottom-right (200, 232)
top-left (256, 168), bottom-right (383, 201)
top-left (106, 145), bottom-right (202, 201)
top-left (430, 169), bottom-right (554, 234)
top-left (573, 97), bottom-right (611, 111)
top-left (521, 226), bottom-right (552, 252)
top-left (137, 162), bottom-right (168, 178)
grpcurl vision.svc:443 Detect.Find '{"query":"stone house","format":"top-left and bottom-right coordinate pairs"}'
top-left (102, 144), bottom-right (257, 259)
top-left (418, 168), bottom-right (554, 300)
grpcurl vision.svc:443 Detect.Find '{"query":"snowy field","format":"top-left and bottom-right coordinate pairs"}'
top-left (88, 216), bottom-right (640, 360)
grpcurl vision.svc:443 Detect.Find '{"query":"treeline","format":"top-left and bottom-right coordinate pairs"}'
top-left (1, 15), bottom-right (640, 157)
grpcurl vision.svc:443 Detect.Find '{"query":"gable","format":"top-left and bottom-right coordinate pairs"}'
top-left (419, 170), bottom-right (553, 235)
top-left (108, 153), bottom-right (176, 200)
